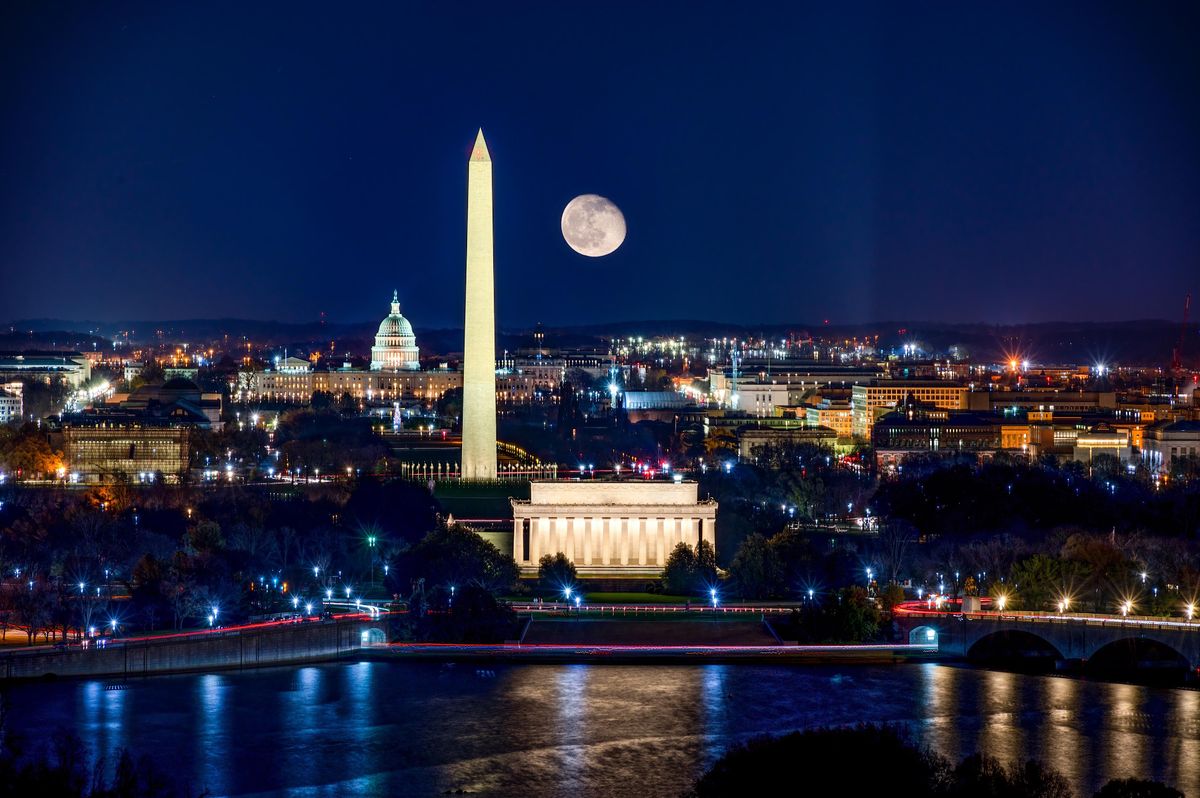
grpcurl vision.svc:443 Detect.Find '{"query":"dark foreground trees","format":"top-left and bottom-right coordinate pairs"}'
top-left (0, 729), bottom-right (204, 797)
top-left (686, 725), bottom-right (1181, 798)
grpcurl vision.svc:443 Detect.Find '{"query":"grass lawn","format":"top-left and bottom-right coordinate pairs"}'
top-left (578, 592), bottom-right (693, 604)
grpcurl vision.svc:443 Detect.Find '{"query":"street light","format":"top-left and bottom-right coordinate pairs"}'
top-left (1186, 603), bottom-right (1195, 621)
top-left (563, 586), bottom-right (573, 602)
top-left (996, 594), bottom-right (1007, 612)
top-left (710, 587), bottom-right (718, 608)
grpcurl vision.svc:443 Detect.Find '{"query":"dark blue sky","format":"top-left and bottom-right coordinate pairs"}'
top-left (2, 2), bottom-right (1197, 328)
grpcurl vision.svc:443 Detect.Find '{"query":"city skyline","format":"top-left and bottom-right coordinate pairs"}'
top-left (2, 3), bottom-right (1198, 327)
top-left (3, 5), bottom-right (1200, 794)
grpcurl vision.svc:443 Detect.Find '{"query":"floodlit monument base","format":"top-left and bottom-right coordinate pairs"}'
top-left (511, 480), bottom-right (717, 578)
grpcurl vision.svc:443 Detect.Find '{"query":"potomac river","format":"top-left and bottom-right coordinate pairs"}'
top-left (3, 660), bottom-right (1197, 797)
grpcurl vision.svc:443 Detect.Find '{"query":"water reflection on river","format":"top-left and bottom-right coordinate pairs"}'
top-left (3, 661), bottom-right (1197, 797)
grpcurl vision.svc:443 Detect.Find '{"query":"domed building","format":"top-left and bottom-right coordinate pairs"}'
top-left (370, 290), bottom-right (420, 371)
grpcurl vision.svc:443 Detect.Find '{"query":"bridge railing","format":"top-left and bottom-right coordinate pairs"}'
top-left (898, 607), bottom-right (1200, 632)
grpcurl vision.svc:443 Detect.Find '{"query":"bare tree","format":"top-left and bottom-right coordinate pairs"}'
top-left (877, 520), bottom-right (917, 585)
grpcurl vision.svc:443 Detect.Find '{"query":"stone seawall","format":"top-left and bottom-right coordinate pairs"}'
top-left (0, 617), bottom-right (374, 681)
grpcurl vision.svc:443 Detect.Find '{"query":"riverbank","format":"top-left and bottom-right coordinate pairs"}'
top-left (0, 615), bottom-right (374, 681)
top-left (367, 641), bottom-right (933, 664)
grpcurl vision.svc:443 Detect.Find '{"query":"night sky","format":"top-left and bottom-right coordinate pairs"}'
top-left (2, 2), bottom-right (1197, 329)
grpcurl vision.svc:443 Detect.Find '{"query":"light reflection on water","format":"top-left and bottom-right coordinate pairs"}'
top-left (2, 662), bottom-right (1197, 797)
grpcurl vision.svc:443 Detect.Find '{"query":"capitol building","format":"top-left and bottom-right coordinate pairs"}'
top-left (237, 291), bottom-right (461, 404)
top-left (370, 291), bottom-right (420, 371)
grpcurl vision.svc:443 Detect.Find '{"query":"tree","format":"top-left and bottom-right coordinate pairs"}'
top-left (661, 540), bottom-right (718, 595)
top-left (950, 753), bottom-right (1072, 798)
top-left (729, 534), bottom-right (782, 599)
top-left (0, 424), bottom-right (63, 479)
top-left (188, 520), bottom-right (224, 554)
top-left (828, 586), bottom-right (880, 642)
top-left (538, 552), bottom-right (577, 591)
top-left (879, 582), bottom-right (906, 611)
top-left (687, 723), bottom-right (1171, 798)
top-left (1009, 554), bottom-right (1079, 612)
top-left (695, 539), bottom-right (718, 585)
top-left (687, 725), bottom-right (949, 798)
top-left (704, 428), bottom-right (737, 460)
top-left (396, 523), bottom-right (519, 595)
top-left (12, 583), bottom-right (55, 644)
top-left (878, 520), bottom-right (917, 585)
top-left (661, 542), bottom-right (698, 595)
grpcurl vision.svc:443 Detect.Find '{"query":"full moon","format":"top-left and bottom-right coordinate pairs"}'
top-left (561, 194), bottom-right (626, 257)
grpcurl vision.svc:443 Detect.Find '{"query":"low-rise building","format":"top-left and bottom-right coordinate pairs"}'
top-left (238, 364), bottom-right (462, 404)
top-left (60, 379), bottom-right (219, 483)
top-left (0, 352), bottom-right (92, 389)
top-left (1072, 425), bottom-right (1133, 464)
top-left (1141, 421), bottom-right (1200, 472)
top-left (805, 400), bottom-right (853, 440)
top-left (966, 390), bottom-right (1116, 415)
top-left (871, 395), bottom-right (1002, 468)
top-left (851, 380), bottom-right (968, 439)
top-left (0, 383), bottom-right (22, 424)
top-left (737, 425), bottom-right (838, 460)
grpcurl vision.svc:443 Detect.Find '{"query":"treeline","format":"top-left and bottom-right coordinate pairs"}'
top-left (688, 724), bottom-right (1183, 798)
top-left (0, 728), bottom-right (205, 797)
top-left (0, 478), bottom-right (457, 638)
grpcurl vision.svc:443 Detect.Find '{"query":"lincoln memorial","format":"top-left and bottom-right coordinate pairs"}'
top-left (511, 480), bottom-right (718, 577)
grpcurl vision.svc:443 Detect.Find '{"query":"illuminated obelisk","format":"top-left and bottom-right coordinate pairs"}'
top-left (461, 129), bottom-right (497, 481)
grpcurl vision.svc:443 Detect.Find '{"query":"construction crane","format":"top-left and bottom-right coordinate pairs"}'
top-left (1171, 293), bottom-right (1191, 374)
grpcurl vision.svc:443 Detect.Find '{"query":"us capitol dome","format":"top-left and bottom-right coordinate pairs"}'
top-left (369, 290), bottom-right (420, 371)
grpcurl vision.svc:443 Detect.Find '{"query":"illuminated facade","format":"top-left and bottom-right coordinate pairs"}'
top-left (805, 401), bottom-right (852, 439)
top-left (1141, 420), bottom-right (1200, 472)
top-left (237, 297), bottom-right (457, 404)
top-left (63, 425), bottom-right (191, 483)
top-left (238, 366), bottom-right (461, 404)
top-left (0, 353), bottom-right (92, 390)
top-left (461, 129), bottom-right (498, 480)
top-left (738, 425), bottom-right (837, 459)
top-left (370, 291), bottom-right (420, 371)
top-left (851, 381), bottom-right (968, 439)
top-left (1072, 425), bottom-right (1132, 464)
top-left (511, 480), bottom-right (717, 577)
top-left (0, 384), bottom-right (22, 424)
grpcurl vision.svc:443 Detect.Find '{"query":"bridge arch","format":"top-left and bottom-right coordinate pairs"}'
top-left (1085, 636), bottom-right (1190, 683)
top-left (360, 627), bottom-right (387, 646)
top-left (908, 625), bottom-right (940, 649)
top-left (967, 629), bottom-right (1063, 671)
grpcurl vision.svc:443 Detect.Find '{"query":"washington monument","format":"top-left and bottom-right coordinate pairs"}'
top-left (461, 129), bottom-right (497, 480)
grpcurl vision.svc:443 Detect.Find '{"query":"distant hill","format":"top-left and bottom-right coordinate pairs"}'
top-left (4, 317), bottom-right (1196, 367)
top-left (0, 328), bottom-right (112, 352)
